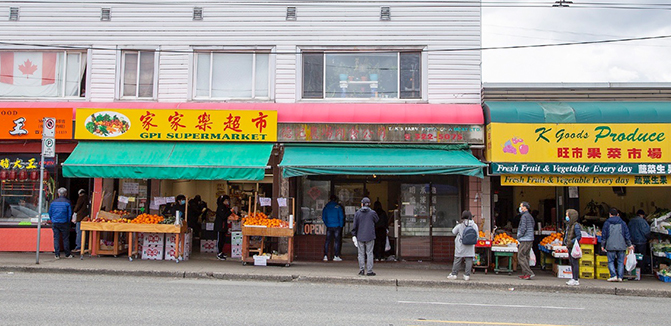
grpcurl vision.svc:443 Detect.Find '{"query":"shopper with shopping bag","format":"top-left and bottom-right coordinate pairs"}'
top-left (602, 208), bottom-right (634, 282)
top-left (563, 209), bottom-right (582, 286)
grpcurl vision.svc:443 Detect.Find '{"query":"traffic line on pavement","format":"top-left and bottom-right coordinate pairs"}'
top-left (398, 301), bottom-right (584, 310)
top-left (410, 320), bottom-right (581, 326)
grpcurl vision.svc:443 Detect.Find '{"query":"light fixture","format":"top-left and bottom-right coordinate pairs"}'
top-left (9, 7), bottom-right (19, 21)
top-left (552, 0), bottom-right (572, 7)
top-left (101, 8), bottom-right (111, 21)
top-left (286, 7), bottom-right (296, 21)
top-left (380, 7), bottom-right (390, 21)
top-left (193, 7), bottom-right (203, 20)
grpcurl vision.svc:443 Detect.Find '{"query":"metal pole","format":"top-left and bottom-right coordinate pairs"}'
top-left (36, 154), bottom-right (45, 264)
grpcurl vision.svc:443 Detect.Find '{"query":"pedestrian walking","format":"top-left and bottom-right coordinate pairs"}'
top-left (352, 197), bottom-right (379, 276)
top-left (447, 210), bottom-right (479, 281)
top-left (602, 208), bottom-right (634, 282)
top-left (517, 201), bottom-right (535, 280)
top-left (563, 209), bottom-right (582, 286)
top-left (49, 187), bottom-right (73, 259)
top-left (72, 189), bottom-right (89, 252)
top-left (322, 195), bottom-right (345, 262)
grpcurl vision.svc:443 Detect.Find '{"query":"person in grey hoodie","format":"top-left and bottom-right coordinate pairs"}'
top-left (517, 201), bottom-right (535, 279)
top-left (447, 210), bottom-right (479, 281)
top-left (602, 208), bottom-right (634, 282)
top-left (562, 209), bottom-right (582, 286)
top-left (352, 197), bottom-right (379, 276)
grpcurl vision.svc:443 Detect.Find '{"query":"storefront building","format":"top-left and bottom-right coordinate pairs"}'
top-left (484, 97), bottom-right (671, 231)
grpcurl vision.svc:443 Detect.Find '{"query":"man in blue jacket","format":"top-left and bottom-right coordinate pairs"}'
top-left (322, 195), bottom-right (344, 262)
top-left (602, 208), bottom-right (634, 282)
top-left (629, 210), bottom-right (651, 273)
top-left (517, 201), bottom-right (535, 280)
top-left (49, 187), bottom-right (73, 259)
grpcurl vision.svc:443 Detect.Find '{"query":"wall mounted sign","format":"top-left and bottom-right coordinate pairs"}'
top-left (501, 174), bottom-right (669, 187)
top-left (0, 108), bottom-right (72, 139)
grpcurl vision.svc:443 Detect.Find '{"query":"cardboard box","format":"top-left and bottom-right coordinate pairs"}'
top-left (142, 233), bottom-right (165, 246)
top-left (141, 245), bottom-right (164, 260)
top-left (231, 246), bottom-right (242, 258)
top-left (200, 239), bottom-right (217, 253)
top-left (555, 265), bottom-right (573, 279)
top-left (165, 231), bottom-right (192, 261)
top-left (254, 255), bottom-right (268, 266)
top-left (231, 231), bottom-right (242, 245)
top-left (625, 267), bottom-right (641, 281)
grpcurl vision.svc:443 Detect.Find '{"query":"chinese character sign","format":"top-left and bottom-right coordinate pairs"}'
top-left (487, 123), bottom-right (671, 163)
top-left (74, 109), bottom-right (277, 142)
top-left (0, 108), bottom-right (73, 140)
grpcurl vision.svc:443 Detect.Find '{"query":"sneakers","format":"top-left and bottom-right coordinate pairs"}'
top-left (607, 276), bottom-right (619, 282)
top-left (358, 270), bottom-right (365, 276)
top-left (617, 278), bottom-right (623, 282)
top-left (333, 256), bottom-right (342, 262)
top-left (323, 255), bottom-right (328, 262)
top-left (566, 279), bottom-right (579, 286)
top-left (65, 254), bottom-right (74, 259)
top-left (463, 275), bottom-right (470, 281)
top-left (217, 253), bottom-right (227, 261)
top-left (366, 272), bottom-right (376, 276)
top-left (447, 274), bottom-right (458, 280)
top-left (54, 255), bottom-right (60, 260)
top-left (519, 275), bottom-right (531, 280)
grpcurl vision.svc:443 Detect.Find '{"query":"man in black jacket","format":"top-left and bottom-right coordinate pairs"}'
top-left (352, 197), bottom-right (379, 276)
top-left (215, 195), bottom-right (232, 260)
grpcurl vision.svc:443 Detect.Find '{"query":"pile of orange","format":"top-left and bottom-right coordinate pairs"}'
top-left (540, 232), bottom-right (564, 246)
top-left (130, 213), bottom-right (164, 224)
top-left (493, 233), bottom-right (518, 246)
top-left (243, 212), bottom-right (289, 228)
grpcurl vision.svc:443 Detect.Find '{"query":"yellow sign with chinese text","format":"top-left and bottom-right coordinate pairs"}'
top-left (74, 109), bottom-right (277, 142)
top-left (487, 123), bottom-right (670, 163)
top-left (501, 174), bottom-right (669, 187)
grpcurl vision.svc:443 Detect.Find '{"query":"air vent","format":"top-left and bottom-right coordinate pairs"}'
top-left (101, 8), bottom-right (111, 21)
top-left (286, 7), bottom-right (296, 21)
top-left (193, 7), bottom-right (203, 20)
top-left (9, 7), bottom-right (19, 21)
top-left (380, 7), bottom-right (390, 21)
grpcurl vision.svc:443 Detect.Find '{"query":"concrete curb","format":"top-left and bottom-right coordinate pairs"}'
top-left (2, 265), bottom-right (669, 298)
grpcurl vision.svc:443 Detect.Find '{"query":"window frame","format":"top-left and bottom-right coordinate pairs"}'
top-left (298, 47), bottom-right (425, 102)
top-left (191, 49), bottom-right (273, 101)
top-left (118, 49), bottom-right (158, 100)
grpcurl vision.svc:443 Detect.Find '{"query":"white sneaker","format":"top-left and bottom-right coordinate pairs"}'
top-left (323, 255), bottom-right (328, 262)
top-left (566, 279), bottom-right (577, 286)
top-left (447, 274), bottom-right (457, 280)
top-left (607, 276), bottom-right (618, 282)
top-left (333, 256), bottom-right (342, 262)
top-left (463, 275), bottom-right (470, 281)
top-left (617, 278), bottom-right (623, 282)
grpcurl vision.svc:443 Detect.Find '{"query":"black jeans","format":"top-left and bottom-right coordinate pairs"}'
top-left (374, 228), bottom-right (387, 259)
top-left (52, 222), bottom-right (71, 256)
top-left (217, 230), bottom-right (227, 255)
top-left (568, 254), bottom-right (580, 281)
top-left (324, 227), bottom-right (342, 257)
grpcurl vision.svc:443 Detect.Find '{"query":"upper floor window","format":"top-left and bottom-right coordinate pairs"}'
top-left (121, 50), bottom-right (155, 99)
top-left (194, 52), bottom-right (269, 100)
top-left (0, 51), bottom-right (86, 98)
top-left (302, 51), bottom-right (421, 100)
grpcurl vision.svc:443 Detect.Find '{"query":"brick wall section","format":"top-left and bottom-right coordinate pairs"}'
top-left (294, 235), bottom-right (326, 261)
top-left (433, 236), bottom-right (456, 262)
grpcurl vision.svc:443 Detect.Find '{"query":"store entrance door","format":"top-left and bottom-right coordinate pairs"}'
top-left (399, 183), bottom-right (432, 259)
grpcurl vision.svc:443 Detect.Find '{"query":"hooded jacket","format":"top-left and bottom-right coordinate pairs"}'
top-left (322, 200), bottom-right (344, 228)
top-left (214, 196), bottom-right (232, 232)
top-left (562, 209), bottom-right (582, 250)
top-left (352, 206), bottom-right (379, 242)
top-left (602, 215), bottom-right (632, 251)
top-left (628, 216), bottom-right (650, 245)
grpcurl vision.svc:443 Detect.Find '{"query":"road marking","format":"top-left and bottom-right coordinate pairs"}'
top-left (411, 320), bottom-right (581, 326)
top-left (398, 301), bottom-right (584, 310)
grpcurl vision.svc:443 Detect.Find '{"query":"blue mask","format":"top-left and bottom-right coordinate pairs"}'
top-left (565, 216), bottom-right (570, 222)
top-left (180, 200), bottom-right (186, 205)
top-left (518, 207), bottom-right (523, 214)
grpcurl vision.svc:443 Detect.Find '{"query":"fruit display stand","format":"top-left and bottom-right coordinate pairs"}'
top-left (241, 225), bottom-right (294, 266)
top-left (79, 222), bottom-right (188, 261)
top-left (491, 245), bottom-right (518, 275)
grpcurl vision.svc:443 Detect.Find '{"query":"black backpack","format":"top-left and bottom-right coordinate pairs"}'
top-left (461, 220), bottom-right (478, 245)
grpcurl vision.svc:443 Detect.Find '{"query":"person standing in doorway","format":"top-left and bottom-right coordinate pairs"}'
top-left (373, 199), bottom-right (389, 261)
top-left (322, 195), bottom-right (345, 262)
top-left (629, 209), bottom-right (651, 273)
top-left (602, 208), bottom-right (634, 282)
top-left (447, 210), bottom-right (479, 281)
top-left (72, 189), bottom-right (89, 252)
top-left (352, 197), bottom-right (379, 276)
top-left (563, 209), bottom-right (582, 286)
top-left (517, 201), bottom-right (535, 280)
top-left (215, 195), bottom-right (232, 260)
top-left (49, 187), bottom-right (73, 259)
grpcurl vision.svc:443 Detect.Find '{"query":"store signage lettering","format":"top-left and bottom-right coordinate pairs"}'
top-left (491, 163), bottom-right (671, 175)
top-left (501, 174), bottom-right (669, 187)
top-left (0, 155), bottom-right (56, 170)
top-left (487, 123), bottom-right (671, 163)
top-left (302, 223), bottom-right (326, 235)
top-left (74, 109), bottom-right (277, 142)
top-left (0, 108), bottom-right (73, 140)
top-left (279, 123), bottom-right (484, 144)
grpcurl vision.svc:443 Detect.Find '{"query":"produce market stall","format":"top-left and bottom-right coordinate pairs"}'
top-left (241, 212), bottom-right (295, 266)
top-left (491, 233), bottom-right (518, 275)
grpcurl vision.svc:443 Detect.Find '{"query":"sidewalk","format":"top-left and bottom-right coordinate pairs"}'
top-left (1, 252), bottom-right (669, 298)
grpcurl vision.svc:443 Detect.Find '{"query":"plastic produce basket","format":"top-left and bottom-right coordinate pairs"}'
top-left (656, 272), bottom-right (671, 283)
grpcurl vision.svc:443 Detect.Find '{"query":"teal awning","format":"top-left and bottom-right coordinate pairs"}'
top-left (484, 101), bottom-right (671, 124)
top-left (63, 142), bottom-right (272, 180)
top-left (279, 144), bottom-right (485, 178)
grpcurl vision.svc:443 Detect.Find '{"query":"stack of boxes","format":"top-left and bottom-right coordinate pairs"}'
top-left (231, 231), bottom-right (242, 258)
top-left (596, 255), bottom-right (610, 280)
top-left (141, 233), bottom-right (165, 260)
top-left (579, 241), bottom-right (596, 279)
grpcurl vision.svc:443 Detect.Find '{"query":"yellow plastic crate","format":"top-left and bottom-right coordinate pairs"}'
top-left (580, 265), bottom-right (594, 273)
top-left (580, 244), bottom-right (595, 256)
top-left (596, 255), bottom-right (608, 268)
top-left (580, 270), bottom-right (595, 279)
top-left (579, 259), bottom-right (594, 267)
top-left (580, 253), bottom-right (595, 262)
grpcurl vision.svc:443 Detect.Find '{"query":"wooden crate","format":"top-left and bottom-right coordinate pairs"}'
top-left (80, 222), bottom-right (186, 234)
top-left (241, 226), bottom-right (294, 237)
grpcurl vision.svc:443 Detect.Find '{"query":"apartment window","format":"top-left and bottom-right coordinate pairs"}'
top-left (121, 50), bottom-right (155, 98)
top-left (194, 52), bottom-right (269, 99)
top-left (302, 51), bottom-right (421, 99)
top-left (0, 51), bottom-right (86, 97)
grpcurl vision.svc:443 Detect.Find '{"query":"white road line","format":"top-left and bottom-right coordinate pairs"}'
top-left (398, 300), bottom-right (585, 310)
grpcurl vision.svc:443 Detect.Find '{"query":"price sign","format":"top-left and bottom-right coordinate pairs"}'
top-left (43, 117), bottom-right (56, 138)
top-left (42, 138), bottom-right (55, 158)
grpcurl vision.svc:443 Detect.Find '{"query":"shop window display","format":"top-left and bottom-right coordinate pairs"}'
top-left (299, 178), bottom-right (330, 235)
top-left (0, 155), bottom-right (57, 223)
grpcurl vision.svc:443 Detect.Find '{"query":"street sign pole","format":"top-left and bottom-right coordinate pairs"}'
top-left (36, 117), bottom-right (56, 264)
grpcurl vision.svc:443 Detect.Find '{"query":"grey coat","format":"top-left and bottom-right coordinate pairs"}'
top-left (517, 211), bottom-right (535, 242)
top-left (352, 206), bottom-right (379, 242)
top-left (452, 219), bottom-right (479, 257)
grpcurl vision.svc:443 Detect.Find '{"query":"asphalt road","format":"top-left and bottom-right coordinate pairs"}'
top-left (0, 272), bottom-right (667, 326)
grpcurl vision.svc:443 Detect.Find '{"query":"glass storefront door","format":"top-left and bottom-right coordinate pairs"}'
top-left (399, 183), bottom-right (431, 258)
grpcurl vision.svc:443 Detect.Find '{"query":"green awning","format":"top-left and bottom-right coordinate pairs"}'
top-left (484, 101), bottom-right (671, 124)
top-left (63, 142), bottom-right (272, 180)
top-left (279, 144), bottom-right (485, 178)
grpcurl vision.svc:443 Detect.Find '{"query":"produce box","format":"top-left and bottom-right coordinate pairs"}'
top-left (579, 237), bottom-right (597, 245)
top-left (200, 239), bottom-right (217, 253)
top-left (579, 244), bottom-right (594, 256)
top-left (142, 233), bottom-right (165, 246)
top-left (656, 272), bottom-right (671, 283)
top-left (141, 245), bottom-right (164, 260)
top-left (596, 255), bottom-right (608, 267)
top-left (97, 210), bottom-right (132, 221)
top-left (554, 264), bottom-right (573, 278)
top-left (580, 270), bottom-right (595, 279)
top-left (579, 259), bottom-right (594, 268)
top-left (253, 255), bottom-right (269, 266)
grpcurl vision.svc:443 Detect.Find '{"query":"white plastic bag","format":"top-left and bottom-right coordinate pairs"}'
top-left (571, 239), bottom-right (582, 259)
top-left (529, 248), bottom-right (536, 266)
top-left (71, 213), bottom-right (77, 223)
top-left (625, 249), bottom-right (637, 272)
top-left (385, 236), bottom-right (391, 252)
top-left (352, 236), bottom-right (358, 248)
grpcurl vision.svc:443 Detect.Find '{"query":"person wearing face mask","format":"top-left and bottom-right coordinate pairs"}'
top-left (172, 194), bottom-right (187, 220)
top-left (562, 209), bottom-right (582, 286)
top-left (215, 195), bottom-right (232, 260)
top-left (516, 201), bottom-right (535, 280)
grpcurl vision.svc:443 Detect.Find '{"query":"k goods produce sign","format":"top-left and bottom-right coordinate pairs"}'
top-left (487, 123), bottom-right (671, 163)
top-left (74, 109), bottom-right (277, 142)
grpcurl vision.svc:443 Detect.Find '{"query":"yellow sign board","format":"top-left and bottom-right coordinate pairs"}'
top-left (75, 108), bottom-right (277, 142)
top-left (501, 174), bottom-right (669, 187)
top-left (487, 123), bottom-right (669, 163)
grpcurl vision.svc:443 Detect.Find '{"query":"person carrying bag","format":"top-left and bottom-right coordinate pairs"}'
top-left (563, 209), bottom-right (582, 286)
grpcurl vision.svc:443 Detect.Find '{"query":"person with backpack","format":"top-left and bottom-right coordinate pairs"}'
top-left (448, 210), bottom-right (479, 281)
